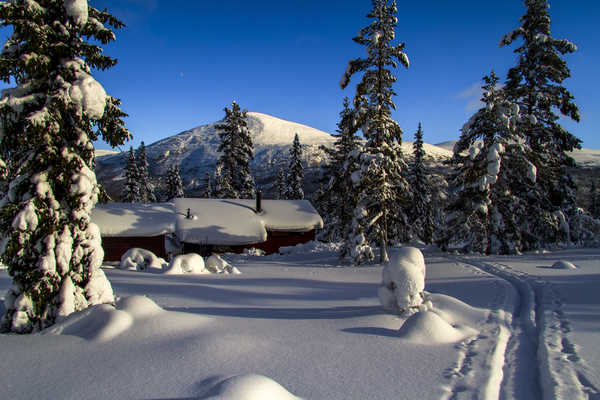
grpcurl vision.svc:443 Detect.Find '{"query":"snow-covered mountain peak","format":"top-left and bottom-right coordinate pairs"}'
top-left (246, 112), bottom-right (335, 146)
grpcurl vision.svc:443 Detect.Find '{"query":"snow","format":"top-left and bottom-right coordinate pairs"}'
top-left (119, 248), bottom-right (167, 272)
top-left (174, 198), bottom-right (323, 245)
top-left (175, 198), bottom-right (266, 245)
top-left (206, 254), bottom-right (241, 274)
top-left (1, 247), bottom-right (600, 399)
top-left (11, 201), bottom-right (38, 231)
top-left (397, 309), bottom-right (469, 344)
top-left (552, 260), bottom-right (577, 270)
top-left (567, 147), bottom-right (600, 167)
top-left (84, 268), bottom-right (114, 306)
top-left (378, 247), bottom-right (426, 315)
top-left (247, 112), bottom-right (335, 146)
top-left (94, 149), bottom-right (119, 158)
top-left (164, 253), bottom-right (209, 275)
top-left (91, 202), bottom-right (176, 237)
top-left (64, 0), bottom-right (88, 26)
top-left (439, 140), bottom-right (600, 168)
top-left (200, 374), bottom-right (302, 400)
top-left (68, 72), bottom-right (107, 119)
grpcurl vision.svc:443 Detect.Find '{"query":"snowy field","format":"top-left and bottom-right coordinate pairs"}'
top-left (1, 244), bottom-right (599, 399)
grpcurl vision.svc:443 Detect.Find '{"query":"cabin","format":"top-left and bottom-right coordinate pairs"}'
top-left (174, 197), bottom-right (323, 256)
top-left (92, 196), bottom-right (323, 259)
top-left (91, 202), bottom-right (176, 261)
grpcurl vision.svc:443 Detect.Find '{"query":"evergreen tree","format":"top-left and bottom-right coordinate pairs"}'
top-left (215, 101), bottom-right (255, 199)
top-left (0, 0), bottom-right (130, 333)
top-left (203, 171), bottom-right (213, 198)
top-left (317, 97), bottom-right (361, 244)
top-left (213, 161), bottom-right (235, 199)
top-left (440, 72), bottom-right (535, 254)
top-left (122, 147), bottom-right (141, 202)
top-left (340, 0), bottom-right (411, 264)
top-left (135, 141), bottom-right (156, 203)
top-left (276, 167), bottom-right (286, 200)
top-left (501, 0), bottom-right (581, 247)
top-left (590, 180), bottom-right (600, 219)
top-left (286, 133), bottom-right (304, 200)
top-left (410, 123), bottom-right (434, 244)
top-left (165, 164), bottom-right (184, 201)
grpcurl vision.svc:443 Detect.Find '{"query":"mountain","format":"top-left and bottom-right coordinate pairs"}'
top-left (95, 113), bottom-right (598, 201)
top-left (95, 112), bottom-right (455, 200)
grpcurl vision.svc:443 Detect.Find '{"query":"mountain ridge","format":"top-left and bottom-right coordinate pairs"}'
top-left (95, 112), bottom-right (599, 200)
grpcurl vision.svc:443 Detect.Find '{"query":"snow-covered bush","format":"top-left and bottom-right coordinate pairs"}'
top-left (378, 247), bottom-right (428, 315)
top-left (164, 253), bottom-right (208, 275)
top-left (243, 248), bottom-right (265, 256)
top-left (120, 248), bottom-right (167, 273)
top-left (206, 255), bottom-right (241, 275)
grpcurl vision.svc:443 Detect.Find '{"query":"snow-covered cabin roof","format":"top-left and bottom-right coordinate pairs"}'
top-left (174, 198), bottom-right (323, 246)
top-left (92, 203), bottom-right (176, 237)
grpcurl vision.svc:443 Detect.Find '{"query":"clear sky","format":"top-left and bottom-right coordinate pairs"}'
top-left (3, 0), bottom-right (599, 150)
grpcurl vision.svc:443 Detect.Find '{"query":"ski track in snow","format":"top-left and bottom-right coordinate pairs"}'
top-left (440, 260), bottom-right (515, 400)
top-left (451, 256), bottom-right (600, 400)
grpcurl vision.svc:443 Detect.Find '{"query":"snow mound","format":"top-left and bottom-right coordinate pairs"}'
top-left (200, 374), bottom-right (302, 400)
top-left (117, 295), bottom-right (163, 319)
top-left (552, 260), bottom-right (578, 270)
top-left (397, 311), bottom-right (470, 344)
top-left (206, 255), bottom-right (241, 274)
top-left (164, 253), bottom-right (209, 275)
top-left (43, 295), bottom-right (164, 342)
top-left (378, 247), bottom-right (426, 315)
top-left (44, 304), bottom-right (133, 342)
top-left (120, 248), bottom-right (167, 273)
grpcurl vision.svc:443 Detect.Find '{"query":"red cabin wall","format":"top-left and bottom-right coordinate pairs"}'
top-left (182, 230), bottom-right (317, 256)
top-left (101, 235), bottom-right (167, 261)
top-left (252, 230), bottom-right (316, 255)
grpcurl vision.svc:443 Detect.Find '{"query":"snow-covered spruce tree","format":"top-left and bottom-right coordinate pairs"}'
top-left (500, 0), bottom-right (581, 247)
top-left (165, 164), bottom-right (184, 201)
top-left (213, 161), bottom-right (235, 199)
top-left (286, 133), bottom-right (304, 200)
top-left (215, 101), bottom-right (255, 199)
top-left (340, 0), bottom-right (411, 264)
top-left (317, 97), bottom-right (361, 244)
top-left (122, 146), bottom-right (140, 202)
top-left (440, 72), bottom-right (537, 254)
top-left (0, 0), bottom-right (131, 333)
top-left (410, 123), bottom-right (434, 244)
top-left (202, 171), bottom-right (213, 198)
top-left (276, 167), bottom-right (286, 200)
top-left (590, 180), bottom-right (600, 220)
top-left (135, 141), bottom-right (155, 203)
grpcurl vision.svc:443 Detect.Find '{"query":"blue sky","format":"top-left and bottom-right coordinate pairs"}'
top-left (3, 0), bottom-right (599, 150)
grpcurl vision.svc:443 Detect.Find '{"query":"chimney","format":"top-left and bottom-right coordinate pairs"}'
top-left (256, 189), bottom-right (263, 214)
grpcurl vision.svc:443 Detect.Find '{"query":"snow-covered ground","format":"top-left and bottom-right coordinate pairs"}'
top-left (0, 245), bottom-right (599, 399)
